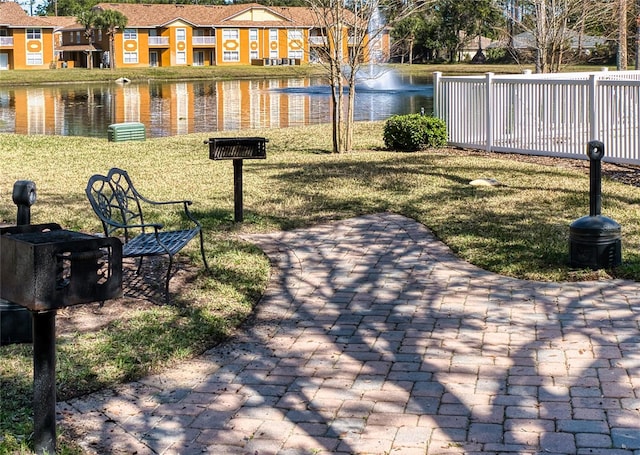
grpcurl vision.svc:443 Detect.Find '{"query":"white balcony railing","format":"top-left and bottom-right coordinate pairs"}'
top-left (309, 36), bottom-right (327, 45)
top-left (192, 36), bottom-right (215, 45)
top-left (148, 36), bottom-right (169, 46)
top-left (0, 36), bottom-right (14, 47)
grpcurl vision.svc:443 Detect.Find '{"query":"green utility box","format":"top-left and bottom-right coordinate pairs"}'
top-left (107, 122), bottom-right (146, 142)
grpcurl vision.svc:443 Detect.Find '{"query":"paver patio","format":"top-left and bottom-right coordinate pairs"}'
top-left (59, 213), bottom-right (640, 455)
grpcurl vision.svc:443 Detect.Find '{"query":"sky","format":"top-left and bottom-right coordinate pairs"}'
top-left (18, 0), bottom-right (47, 16)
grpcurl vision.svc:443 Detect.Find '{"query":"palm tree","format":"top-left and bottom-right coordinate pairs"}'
top-left (77, 10), bottom-right (99, 69)
top-left (95, 10), bottom-right (127, 70)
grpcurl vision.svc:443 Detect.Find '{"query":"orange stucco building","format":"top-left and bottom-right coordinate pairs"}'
top-left (0, 1), bottom-right (59, 70)
top-left (1, 1), bottom-right (390, 70)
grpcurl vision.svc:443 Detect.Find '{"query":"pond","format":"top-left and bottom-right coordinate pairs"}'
top-left (0, 73), bottom-right (433, 138)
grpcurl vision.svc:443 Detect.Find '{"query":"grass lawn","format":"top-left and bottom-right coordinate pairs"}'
top-left (2, 122), bottom-right (640, 451)
top-left (0, 62), bottom-right (616, 86)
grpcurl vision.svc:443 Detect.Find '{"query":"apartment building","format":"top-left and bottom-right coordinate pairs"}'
top-left (0, 1), bottom-right (59, 70)
top-left (57, 2), bottom-right (389, 69)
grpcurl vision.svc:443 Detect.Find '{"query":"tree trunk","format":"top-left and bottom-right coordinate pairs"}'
top-left (618, 0), bottom-right (628, 70)
top-left (329, 61), bottom-right (343, 153)
top-left (408, 37), bottom-right (414, 64)
top-left (109, 35), bottom-right (116, 70)
top-left (345, 70), bottom-right (357, 153)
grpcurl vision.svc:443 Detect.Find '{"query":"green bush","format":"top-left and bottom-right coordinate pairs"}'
top-left (383, 114), bottom-right (447, 151)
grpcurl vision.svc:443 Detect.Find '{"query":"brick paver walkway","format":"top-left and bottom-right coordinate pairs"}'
top-left (59, 213), bottom-right (640, 455)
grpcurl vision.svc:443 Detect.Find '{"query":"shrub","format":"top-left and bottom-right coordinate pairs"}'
top-left (383, 114), bottom-right (447, 151)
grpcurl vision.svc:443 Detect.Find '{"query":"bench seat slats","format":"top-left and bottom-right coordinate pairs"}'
top-left (123, 229), bottom-right (200, 258)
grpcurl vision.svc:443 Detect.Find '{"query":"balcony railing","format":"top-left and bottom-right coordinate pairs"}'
top-left (0, 36), bottom-right (14, 47)
top-left (192, 36), bottom-right (216, 46)
top-left (148, 36), bottom-right (169, 46)
top-left (309, 36), bottom-right (326, 45)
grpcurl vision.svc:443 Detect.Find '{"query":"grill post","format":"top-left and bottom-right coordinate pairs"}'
top-left (32, 310), bottom-right (56, 455)
top-left (205, 137), bottom-right (267, 223)
top-left (233, 160), bottom-right (244, 222)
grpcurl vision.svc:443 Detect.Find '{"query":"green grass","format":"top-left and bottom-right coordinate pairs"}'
top-left (2, 122), bottom-right (640, 453)
top-left (0, 62), bottom-right (616, 86)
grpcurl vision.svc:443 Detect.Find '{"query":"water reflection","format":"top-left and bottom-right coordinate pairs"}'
top-left (0, 75), bottom-right (432, 138)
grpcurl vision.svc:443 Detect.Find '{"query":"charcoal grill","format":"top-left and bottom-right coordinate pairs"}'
top-left (205, 137), bottom-right (267, 222)
top-left (0, 223), bottom-right (122, 454)
top-left (0, 223), bottom-right (122, 310)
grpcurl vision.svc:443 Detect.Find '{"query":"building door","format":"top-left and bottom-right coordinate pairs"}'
top-left (149, 51), bottom-right (158, 67)
top-left (193, 51), bottom-right (204, 66)
top-left (0, 53), bottom-right (8, 70)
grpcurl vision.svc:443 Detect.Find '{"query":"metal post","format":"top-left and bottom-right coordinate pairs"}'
top-left (233, 159), bottom-right (243, 223)
top-left (32, 310), bottom-right (57, 455)
top-left (587, 140), bottom-right (604, 217)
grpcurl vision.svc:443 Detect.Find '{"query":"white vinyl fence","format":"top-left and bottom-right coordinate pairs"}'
top-left (433, 70), bottom-right (640, 165)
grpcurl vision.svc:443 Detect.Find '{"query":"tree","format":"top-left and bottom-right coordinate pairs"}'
top-left (435, 0), bottom-right (503, 62)
top-left (392, 15), bottom-right (425, 63)
top-left (500, 0), bottom-right (618, 72)
top-left (306, 0), bottom-right (428, 153)
top-left (77, 9), bottom-right (99, 69)
top-left (95, 9), bottom-right (127, 70)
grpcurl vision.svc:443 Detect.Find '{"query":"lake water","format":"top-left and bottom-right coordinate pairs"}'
top-left (0, 73), bottom-right (433, 138)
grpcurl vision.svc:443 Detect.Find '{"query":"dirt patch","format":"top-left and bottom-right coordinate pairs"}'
top-left (56, 257), bottom-right (197, 336)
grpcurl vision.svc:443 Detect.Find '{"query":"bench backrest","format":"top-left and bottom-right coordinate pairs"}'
top-left (86, 168), bottom-right (146, 242)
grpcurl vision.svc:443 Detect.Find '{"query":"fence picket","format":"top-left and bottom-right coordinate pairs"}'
top-left (433, 70), bottom-right (640, 164)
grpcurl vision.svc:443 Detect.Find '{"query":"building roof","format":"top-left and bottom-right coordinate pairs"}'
top-left (0, 1), bottom-right (57, 28)
top-left (93, 2), bottom-right (322, 29)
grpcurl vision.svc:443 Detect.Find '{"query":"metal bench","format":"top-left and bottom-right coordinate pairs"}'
top-left (85, 167), bottom-right (208, 297)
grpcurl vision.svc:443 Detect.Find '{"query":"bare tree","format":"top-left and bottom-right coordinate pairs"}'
top-left (505, 0), bottom-right (617, 73)
top-left (306, 0), bottom-right (429, 153)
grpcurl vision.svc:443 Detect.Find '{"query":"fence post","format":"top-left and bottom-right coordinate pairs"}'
top-left (589, 74), bottom-right (598, 142)
top-left (433, 72), bottom-right (442, 118)
top-left (485, 72), bottom-right (494, 152)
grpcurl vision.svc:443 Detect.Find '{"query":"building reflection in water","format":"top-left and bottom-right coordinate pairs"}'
top-left (0, 76), bottom-right (432, 138)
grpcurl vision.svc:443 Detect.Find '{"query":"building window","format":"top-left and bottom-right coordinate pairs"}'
top-left (269, 29), bottom-right (278, 58)
top-left (97, 29), bottom-right (102, 41)
top-left (289, 50), bottom-right (303, 60)
top-left (249, 29), bottom-right (258, 41)
top-left (26, 52), bottom-right (43, 65)
top-left (176, 28), bottom-right (186, 41)
top-left (26, 29), bottom-right (41, 40)
top-left (222, 29), bottom-right (239, 40)
top-left (288, 29), bottom-right (302, 40)
top-left (176, 51), bottom-right (186, 64)
top-left (250, 50), bottom-right (259, 60)
top-left (223, 51), bottom-right (239, 62)
top-left (76, 31), bottom-right (81, 43)
top-left (124, 51), bottom-right (138, 63)
top-left (123, 29), bottom-right (137, 40)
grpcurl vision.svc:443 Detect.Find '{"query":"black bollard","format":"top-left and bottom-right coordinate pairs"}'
top-left (568, 141), bottom-right (622, 269)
